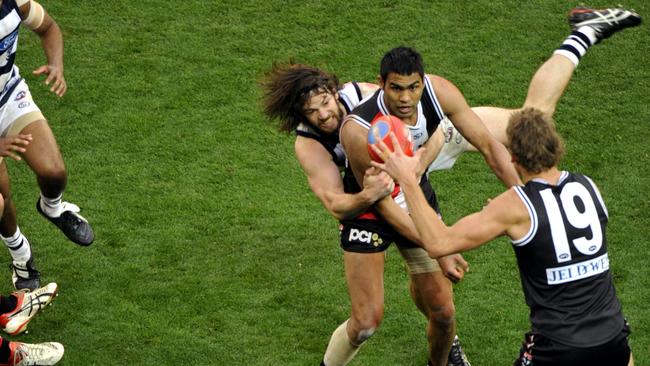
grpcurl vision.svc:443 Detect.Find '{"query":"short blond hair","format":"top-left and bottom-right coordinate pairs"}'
top-left (507, 108), bottom-right (565, 174)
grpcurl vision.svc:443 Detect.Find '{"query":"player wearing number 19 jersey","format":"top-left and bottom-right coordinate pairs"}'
top-left (513, 172), bottom-right (624, 348)
top-left (371, 107), bottom-right (632, 366)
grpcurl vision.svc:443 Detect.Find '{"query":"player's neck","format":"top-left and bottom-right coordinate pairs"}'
top-left (522, 167), bottom-right (562, 185)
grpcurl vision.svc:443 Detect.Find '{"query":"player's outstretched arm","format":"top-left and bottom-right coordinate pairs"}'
top-left (371, 133), bottom-right (528, 256)
top-left (430, 74), bottom-right (521, 187)
top-left (295, 137), bottom-right (393, 221)
top-left (17, 0), bottom-right (66, 97)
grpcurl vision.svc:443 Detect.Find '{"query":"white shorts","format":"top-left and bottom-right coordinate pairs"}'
top-left (0, 79), bottom-right (44, 137)
top-left (427, 117), bottom-right (469, 172)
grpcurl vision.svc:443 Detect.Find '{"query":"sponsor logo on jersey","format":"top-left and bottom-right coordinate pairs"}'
top-left (348, 228), bottom-right (383, 247)
top-left (546, 253), bottom-right (609, 285)
top-left (18, 101), bottom-right (29, 108)
top-left (14, 91), bottom-right (25, 101)
top-left (0, 30), bottom-right (18, 53)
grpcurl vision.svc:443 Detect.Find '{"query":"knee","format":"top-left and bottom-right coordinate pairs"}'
top-left (38, 163), bottom-right (67, 183)
top-left (350, 307), bottom-right (384, 344)
top-left (430, 301), bottom-right (456, 327)
top-left (420, 291), bottom-right (456, 326)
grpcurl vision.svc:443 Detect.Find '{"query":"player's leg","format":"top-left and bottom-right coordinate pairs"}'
top-left (398, 247), bottom-right (465, 366)
top-left (321, 251), bottom-right (385, 366)
top-left (465, 6), bottom-right (642, 153)
top-left (18, 119), bottom-right (94, 246)
top-left (0, 162), bottom-right (40, 290)
top-left (412, 270), bottom-right (456, 366)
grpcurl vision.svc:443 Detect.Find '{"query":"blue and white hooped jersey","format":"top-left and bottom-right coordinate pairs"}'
top-left (0, 1), bottom-right (22, 106)
top-left (295, 81), bottom-right (364, 168)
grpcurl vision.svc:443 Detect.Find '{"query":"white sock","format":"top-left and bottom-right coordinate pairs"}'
top-left (40, 193), bottom-right (63, 217)
top-left (1, 227), bottom-right (31, 263)
top-left (553, 27), bottom-right (598, 66)
top-left (323, 320), bottom-right (361, 366)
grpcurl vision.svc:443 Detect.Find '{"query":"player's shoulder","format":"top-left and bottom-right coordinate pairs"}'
top-left (425, 73), bottom-right (457, 91)
top-left (489, 187), bottom-right (530, 218)
top-left (295, 134), bottom-right (331, 160)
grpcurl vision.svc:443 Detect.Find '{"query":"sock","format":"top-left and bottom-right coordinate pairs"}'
top-left (0, 337), bottom-right (9, 364)
top-left (40, 193), bottom-right (63, 218)
top-left (553, 27), bottom-right (598, 66)
top-left (0, 295), bottom-right (17, 314)
top-left (1, 227), bottom-right (31, 263)
top-left (322, 320), bottom-right (361, 366)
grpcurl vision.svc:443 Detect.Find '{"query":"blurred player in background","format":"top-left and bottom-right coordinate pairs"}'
top-left (371, 107), bottom-right (634, 366)
top-left (0, 0), bottom-right (95, 291)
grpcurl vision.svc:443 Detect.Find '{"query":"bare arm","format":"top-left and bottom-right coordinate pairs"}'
top-left (430, 74), bottom-right (521, 187)
top-left (371, 134), bottom-right (530, 256)
top-left (295, 136), bottom-right (393, 220)
top-left (18, 1), bottom-right (66, 97)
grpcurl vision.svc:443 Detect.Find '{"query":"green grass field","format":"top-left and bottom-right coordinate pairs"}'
top-left (3, 0), bottom-right (648, 364)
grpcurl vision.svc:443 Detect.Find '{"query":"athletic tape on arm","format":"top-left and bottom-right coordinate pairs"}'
top-left (17, 0), bottom-right (45, 30)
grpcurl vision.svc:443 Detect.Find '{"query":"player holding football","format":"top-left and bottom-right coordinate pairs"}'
top-left (340, 44), bottom-right (520, 366)
top-left (0, 0), bottom-right (95, 291)
top-left (371, 108), bottom-right (634, 366)
top-left (261, 6), bottom-right (640, 366)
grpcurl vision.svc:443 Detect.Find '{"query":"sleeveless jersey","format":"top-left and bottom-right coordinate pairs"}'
top-left (295, 81), bottom-right (363, 168)
top-left (0, 1), bottom-right (22, 107)
top-left (341, 75), bottom-right (445, 217)
top-left (512, 171), bottom-right (624, 347)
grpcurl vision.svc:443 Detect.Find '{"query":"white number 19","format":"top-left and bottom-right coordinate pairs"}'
top-left (539, 182), bottom-right (602, 263)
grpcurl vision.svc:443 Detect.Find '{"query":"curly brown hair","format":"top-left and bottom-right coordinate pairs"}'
top-left (260, 63), bottom-right (339, 133)
top-left (507, 108), bottom-right (565, 174)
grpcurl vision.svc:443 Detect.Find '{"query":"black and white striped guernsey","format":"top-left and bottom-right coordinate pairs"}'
top-left (512, 171), bottom-right (625, 347)
top-left (342, 75), bottom-right (445, 202)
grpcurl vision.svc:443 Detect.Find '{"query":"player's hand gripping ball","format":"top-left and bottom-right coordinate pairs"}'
top-left (367, 115), bottom-right (413, 162)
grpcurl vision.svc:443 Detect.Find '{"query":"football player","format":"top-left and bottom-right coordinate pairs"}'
top-left (261, 6), bottom-right (640, 366)
top-left (0, 0), bottom-right (95, 291)
top-left (371, 107), bottom-right (634, 366)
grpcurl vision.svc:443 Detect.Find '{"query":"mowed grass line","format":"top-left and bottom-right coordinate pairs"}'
top-left (0, 1), bottom-right (645, 364)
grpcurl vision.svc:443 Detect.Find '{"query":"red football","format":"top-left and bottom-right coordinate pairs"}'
top-left (367, 114), bottom-right (413, 162)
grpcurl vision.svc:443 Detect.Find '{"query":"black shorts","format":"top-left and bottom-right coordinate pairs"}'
top-left (513, 322), bottom-right (631, 366)
top-left (339, 180), bottom-right (439, 253)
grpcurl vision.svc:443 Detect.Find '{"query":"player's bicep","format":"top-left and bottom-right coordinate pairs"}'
top-left (430, 75), bottom-right (493, 152)
top-left (295, 138), bottom-right (344, 205)
top-left (447, 190), bottom-right (524, 250)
